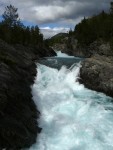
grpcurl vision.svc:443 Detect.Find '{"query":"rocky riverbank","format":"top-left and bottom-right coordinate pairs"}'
top-left (0, 39), bottom-right (56, 149)
top-left (51, 33), bottom-right (113, 98)
top-left (52, 36), bottom-right (113, 58)
top-left (80, 54), bottom-right (113, 98)
top-left (52, 36), bottom-right (90, 57)
top-left (77, 40), bottom-right (113, 98)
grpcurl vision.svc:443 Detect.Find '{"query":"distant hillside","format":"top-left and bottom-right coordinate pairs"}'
top-left (45, 33), bottom-right (68, 46)
top-left (48, 5), bottom-right (113, 57)
top-left (51, 33), bottom-right (68, 39)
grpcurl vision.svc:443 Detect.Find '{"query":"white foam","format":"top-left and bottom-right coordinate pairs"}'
top-left (30, 62), bottom-right (113, 150)
top-left (56, 51), bottom-right (75, 58)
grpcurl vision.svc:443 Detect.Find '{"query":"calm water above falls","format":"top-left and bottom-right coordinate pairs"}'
top-left (29, 51), bottom-right (113, 150)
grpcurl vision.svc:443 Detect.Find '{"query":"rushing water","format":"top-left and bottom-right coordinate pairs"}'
top-left (29, 51), bottom-right (113, 150)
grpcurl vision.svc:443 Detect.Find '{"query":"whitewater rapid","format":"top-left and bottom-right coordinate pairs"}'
top-left (29, 53), bottom-right (113, 150)
top-left (56, 51), bottom-right (75, 58)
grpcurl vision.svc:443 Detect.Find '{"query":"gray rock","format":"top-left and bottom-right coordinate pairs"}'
top-left (0, 39), bottom-right (56, 149)
top-left (53, 36), bottom-right (113, 58)
top-left (80, 54), bottom-right (113, 97)
top-left (52, 37), bottom-right (90, 57)
top-left (88, 40), bottom-right (113, 56)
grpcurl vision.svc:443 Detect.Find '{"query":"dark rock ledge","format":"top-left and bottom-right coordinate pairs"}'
top-left (80, 54), bottom-right (113, 98)
top-left (0, 39), bottom-right (56, 149)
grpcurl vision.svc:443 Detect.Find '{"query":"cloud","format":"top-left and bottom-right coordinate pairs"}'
top-left (0, 0), bottom-right (111, 38)
top-left (0, 0), bottom-right (111, 25)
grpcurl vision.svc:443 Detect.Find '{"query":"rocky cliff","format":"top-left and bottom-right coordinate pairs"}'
top-left (52, 33), bottom-right (113, 97)
top-left (80, 55), bottom-right (113, 98)
top-left (52, 36), bottom-right (113, 58)
top-left (0, 39), bottom-right (56, 149)
top-left (78, 40), bottom-right (113, 98)
top-left (52, 36), bottom-right (90, 57)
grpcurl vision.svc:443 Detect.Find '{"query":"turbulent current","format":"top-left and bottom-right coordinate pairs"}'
top-left (29, 51), bottom-right (113, 150)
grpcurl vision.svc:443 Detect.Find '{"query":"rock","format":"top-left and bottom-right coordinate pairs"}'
top-left (52, 36), bottom-right (90, 57)
top-left (0, 39), bottom-right (56, 149)
top-left (88, 40), bottom-right (113, 56)
top-left (80, 54), bottom-right (113, 98)
top-left (52, 35), bottom-right (113, 58)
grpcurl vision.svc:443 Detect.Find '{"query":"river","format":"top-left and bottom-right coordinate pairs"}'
top-left (28, 51), bottom-right (113, 150)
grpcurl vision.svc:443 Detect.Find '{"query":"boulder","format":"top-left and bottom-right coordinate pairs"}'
top-left (80, 54), bottom-right (113, 98)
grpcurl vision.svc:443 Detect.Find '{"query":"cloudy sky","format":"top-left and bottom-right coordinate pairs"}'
top-left (0, 0), bottom-right (111, 38)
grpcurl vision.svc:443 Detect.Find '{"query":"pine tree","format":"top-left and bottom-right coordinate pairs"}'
top-left (2, 5), bottom-right (20, 27)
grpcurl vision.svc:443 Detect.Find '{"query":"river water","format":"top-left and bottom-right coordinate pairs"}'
top-left (29, 51), bottom-right (113, 150)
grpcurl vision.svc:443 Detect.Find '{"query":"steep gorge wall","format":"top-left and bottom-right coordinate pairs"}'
top-left (0, 39), bottom-right (56, 149)
top-left (80, 55), bottom-right (113, 98)
top-left (53, 36), bottom-right (113, 58)
top-left (52, 35), bottom-right (113, 97)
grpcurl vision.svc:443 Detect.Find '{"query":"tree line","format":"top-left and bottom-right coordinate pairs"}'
top-left (73, 2), bottom-right (113, 46)
top-left (48, 2), bottom-right (113, 51)
top-left (0, 5), bottom-right (43, 46)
